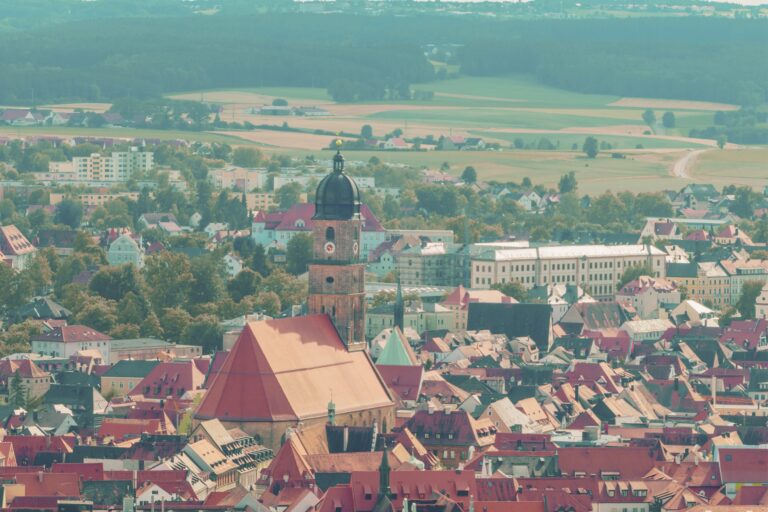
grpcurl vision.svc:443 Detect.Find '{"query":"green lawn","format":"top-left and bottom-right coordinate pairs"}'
top-left (368, 108), bottom-right (635, 131)
top-left (280, 148), bottom-right (681, 195)
top-left (0, 126), bottom-right (245, 145)
top-left (477, 131), bottom-right (710, 150)
top-left (693, 149), bottom-right (768, 190)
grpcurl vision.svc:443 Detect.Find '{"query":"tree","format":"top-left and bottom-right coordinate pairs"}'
top-left (140, 311), bottom-right (163, 338)
top-left (558, 171), bottom-right (578, 194)
top-left (160, 307), bottom-right (192, 343)
top-left (9, 371), bottom-right (24, 408)
top-left (54, 199), bottom-right (83, 229)
top-left (232, 147), bottom-right (262, 168)
top-left (617, 263), bottom-right (654, 290)
top-left (642, 109), bottom-right (656, 126)
top-left (117, 292), bottom-right (148, 325)
top-left (717, 134), bottom-right (727, 149)
top-left (89, 264), bottom-right (142, 301)
top-left (75, 297), bottom-right (118, 333)
top-left (736, 280), bottom-right (764, 319)
top-left (490, 281), bottom-right (528, 302)
top-left (143, 252), bottom-right (193, 312)
top-left (227, 268), bottom-right (262, 302)
top-left (181, 314), bottom-right (223, 353)
top-left (582, 137), bottom-right (599, 159)
top-left (188, 256), bottom-right (225, 306)
top-left (286, 233), bottom-right (313, 275)
top-left (254, 291), bottom-right (281, 316)
top-left (361, 124), bottom-right (374, 139)
top-left (662, 111), bottom-right (676, 128)
top-left (461, 166), bottom-right (477, 184)
top-left (276, 182), bottom-right (303, 210)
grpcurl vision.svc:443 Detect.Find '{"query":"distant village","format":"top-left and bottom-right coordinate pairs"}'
top-left (0, 135), bottom-right (765, 512)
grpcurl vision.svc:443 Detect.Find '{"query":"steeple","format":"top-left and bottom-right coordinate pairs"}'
top-left (379, 447), bottom-right (391, 497)
top-left (372, 447), bottom-right (394, 512)
top-left (327, 391), bottom-right (336, 426)
top-left (394, 275), bottom-right (404, 332)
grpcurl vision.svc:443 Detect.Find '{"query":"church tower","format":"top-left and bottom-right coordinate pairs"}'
top-left (307, 145), bottom-right (367, 351)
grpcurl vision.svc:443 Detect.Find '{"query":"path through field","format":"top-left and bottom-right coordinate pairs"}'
top-left (671, 148), bottom-right (710, 179)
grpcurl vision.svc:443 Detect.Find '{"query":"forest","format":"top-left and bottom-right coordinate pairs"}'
top-left (0, 13), bottom-right (766, 106)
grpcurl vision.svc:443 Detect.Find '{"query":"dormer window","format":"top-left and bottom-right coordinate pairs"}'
top-left (295, 219), bottom-right (305, 228)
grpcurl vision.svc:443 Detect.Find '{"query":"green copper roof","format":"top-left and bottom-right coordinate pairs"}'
top-left (376, 329), bottom-right (414, 366)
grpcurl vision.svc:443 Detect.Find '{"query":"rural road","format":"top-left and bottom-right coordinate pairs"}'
top-left (671, 148), bottom-right (710, 179)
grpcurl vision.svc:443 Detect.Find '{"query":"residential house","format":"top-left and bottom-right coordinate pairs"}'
top-left (129, 360), bottom-right (206, 401)
top-left (31, 326), bottom-right (112, 361)
top-left (223, 253), bottom-right (243, 277)
top-left (251, 203), bottom-right (385, 259)
top-left (0, 359), bottom-right (52, 401)
top-left (403, 409), bottom-right (496, 468)
top-left (639, 218), bottom-right (683, 242)
top-left (100, 360), bottom-right (160, 397)
top-left (107, 233), bottom-right (145, 268)
top-left (616, 276), bottom-right (681, 319)
top-left (0, 225), bottom-right (37, 270)
top-left (441, 285), bottom-right (515, 330)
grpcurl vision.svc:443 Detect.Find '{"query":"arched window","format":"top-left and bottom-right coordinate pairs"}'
top-left (326, 226), bottom-right (335, 242)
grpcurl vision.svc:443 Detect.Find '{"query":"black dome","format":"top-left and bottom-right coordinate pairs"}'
top-left (313, 151), bottom-right (361, 220)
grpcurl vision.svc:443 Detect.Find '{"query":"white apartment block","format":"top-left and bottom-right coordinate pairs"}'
top-left (471, 244), bottom-right (667, 301)
top-left (73, 147), bottom-right (153, 182)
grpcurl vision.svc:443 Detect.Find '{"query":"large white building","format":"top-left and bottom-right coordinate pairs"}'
top-left (471, 244), bottom-right (667, 301)
top-left (72, 147), bottom-right (154, 182)
top-left (107, 234), bottom-right (145, 268)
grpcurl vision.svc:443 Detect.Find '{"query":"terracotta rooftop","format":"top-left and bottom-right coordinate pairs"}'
top-left (0, 225), bottom-right (36, 256)
top-left (31, 325), bottom-right (111, 343)
top-left (195, 315), bottom-right (392, 422)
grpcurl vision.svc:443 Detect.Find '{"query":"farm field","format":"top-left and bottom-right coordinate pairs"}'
top-left (690, 149), bottom-right (768, 190)
top-left (0, 125), bottom-right (242, 145)
top-left (284, 148), bottom-right (685, 195)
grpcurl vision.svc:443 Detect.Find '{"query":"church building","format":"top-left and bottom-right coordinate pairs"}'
top-left (195, 148), bottom-right (394, 450)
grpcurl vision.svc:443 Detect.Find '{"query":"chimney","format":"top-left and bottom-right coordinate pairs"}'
top-left (711, 375), bottom-right (717, 406)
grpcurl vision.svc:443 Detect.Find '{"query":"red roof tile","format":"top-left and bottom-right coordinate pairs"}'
top-left (195, 315), bottom-right (392, 422)
top-left (98, 418), bottom-right (167, 440)
top-left (129, 361), bottom-right (205, 400)
top-left (558, 446), bottom-right (658, 479)
top-left (719, 447), bottom-right (768, 483)
top-left (51, 463), bottom-right (103, 481)
top-left (268, 203), bottom-right (383, 233)
top-left (15, 472), bottom-right (80, 497)
top-left (375, 364), bottom-right (423, 402)
top-left (31, 325), bottom-right (111, 343)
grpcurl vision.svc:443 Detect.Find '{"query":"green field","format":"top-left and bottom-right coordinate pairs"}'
top-left (282, 147), bottom-right (683, 195)
top-left (0, 126), bottom-right (244, 145)
top-left (476, 131), bottom-right (710, 150)
top-left (692, 149), bottom-right (768, 190)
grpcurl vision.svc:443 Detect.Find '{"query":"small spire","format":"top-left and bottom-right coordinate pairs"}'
top-left (394, 274), bottom-right (404, 332)
top-left (379, 446), bottom-right (391, 496)
top-left (333, 139), bottom-right (344, 173)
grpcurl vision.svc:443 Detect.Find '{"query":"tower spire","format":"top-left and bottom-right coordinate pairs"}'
top-left (379, 447), bottom-right (391, 497)
top-left (394, 274), bottom-right (404, 332)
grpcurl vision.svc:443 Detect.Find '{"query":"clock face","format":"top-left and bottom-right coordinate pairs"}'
top-left (352, 241), bottom-right (359, 255)
top-left (324, 242), bottom-right (336, 254)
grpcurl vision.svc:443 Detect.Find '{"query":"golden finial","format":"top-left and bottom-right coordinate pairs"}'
top-left (335, 138), bottom-right (343, 148)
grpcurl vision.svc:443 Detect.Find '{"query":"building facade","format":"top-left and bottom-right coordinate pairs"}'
top-left (73, 147), bottom-right (153, 182)
top-left (471, 244), bottom-right (667, 301)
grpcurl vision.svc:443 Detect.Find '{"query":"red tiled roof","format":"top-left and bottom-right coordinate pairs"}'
top-left (0, 225), bottom-right (36, 256)
top-left (719, 319), bottom-right (768, 351)
top-left (98, 418), bottom-right (167, 440)
top-left (349, 469), bottom-right (476, 511)
top-left (268, 203), bottom-right (384, 233)
top-left (128, 361), bottom-right (205, 400)
top-left (558, 446), bottom-right (658, 479)
top-left (719, 447), bottom-right (768, 483)
top-left (195, 315), bottom-right (392, 422)
top-left (15, 472), bottom-right (80, 497)
top-left (51, 462), bottom-right (104, 481)
top-left (5, 436), bottom-right (75, 466)
top-left (403, 409), bottom-right (496, 448)
top-left (375, 364), bottom-right (423, 402)
top-left (0, 359), bottom-right (49, 380)
top-left (685, 229), bottom-right (710, 241)
top-left (31, 325), bottom-right (111, 343)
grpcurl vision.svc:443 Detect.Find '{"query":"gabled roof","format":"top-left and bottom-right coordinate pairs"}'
top-left (0, 359), bottom-right (49, 380)
top-left (558, 446), bottom-right (658, 479)
top-left (375, 365), bottom-right (423, 402)
top-left (718, 447), bottom-right (768, 483)
top-left (102, 359), bottom-right (160, 378)
top-left (128, 361), bottom-right (205, 400)
top-left (0, 225), bottom-right (36, 256)
top-left (376, 328), bottom-right (418, 366)
top-left (10, 298), bottom-right (72, 321)
top-left (269, 203), bottom-right (384, 233)
top-left (31, 325), bottom-right (111, 343)
top-left (195, 315), bottom-right (392, 422)
top-left (15, 472), bottom-right (80, 497)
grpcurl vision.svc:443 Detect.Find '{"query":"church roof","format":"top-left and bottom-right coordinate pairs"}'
top-left (195, 315), bottom-right (393, 422)
top-left (376, 328), bottom-right (417, 367)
